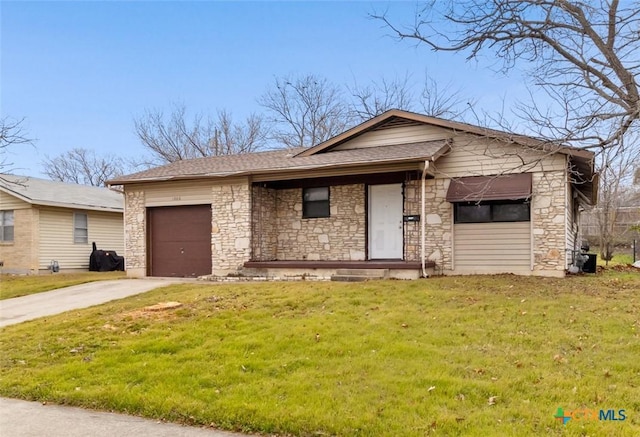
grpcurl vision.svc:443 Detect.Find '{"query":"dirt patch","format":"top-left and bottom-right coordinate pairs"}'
top-left (121, 301), bottom-right (184, 321)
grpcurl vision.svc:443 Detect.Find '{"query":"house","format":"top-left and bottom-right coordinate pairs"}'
top-left (108, 110), bottom-right (597, 279)
top-left (0, 174), bottom-right (124, 274)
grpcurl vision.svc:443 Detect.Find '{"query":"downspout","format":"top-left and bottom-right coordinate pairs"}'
top-left (421, 160), bottom-right (430, 278)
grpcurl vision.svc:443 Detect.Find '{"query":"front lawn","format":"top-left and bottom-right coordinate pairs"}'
top-left (0, 272), bottom-right (638, 436)
top-left (0, 271), bottom-right (126, 300)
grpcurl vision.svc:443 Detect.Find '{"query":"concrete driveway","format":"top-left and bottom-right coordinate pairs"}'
top-left (0, 398), bottom-right (249, 437)
top-left (0, 279), bottom-right (184, 327)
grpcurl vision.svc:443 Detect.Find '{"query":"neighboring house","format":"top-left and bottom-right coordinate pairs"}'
top-left (0, 174), bottom-right (124, 274)
top-left (109, 110), bottom-right (597, 279)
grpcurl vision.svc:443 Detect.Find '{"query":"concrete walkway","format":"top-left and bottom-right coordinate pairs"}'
top-left (0, 398), bottom-right (249, 437)
top-left (0, 279), bottom-right (184, 327)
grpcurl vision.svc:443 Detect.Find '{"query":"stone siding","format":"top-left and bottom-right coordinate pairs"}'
top-left (124, 190), bottom-right (146, 276)
top-left (251, 185), bottom-right (277, 261)
top-left (532, 170), bottom-right (567, 273)
top-left (404, 179), bottom-right (452, 268)
top-left (212, 183), bottom-right (252, 274)
top-left (275, 184), bottom-right (366, 261)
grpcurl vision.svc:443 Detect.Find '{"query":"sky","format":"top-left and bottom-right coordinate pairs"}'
top-left (1, 1), bottom-right (529, 179)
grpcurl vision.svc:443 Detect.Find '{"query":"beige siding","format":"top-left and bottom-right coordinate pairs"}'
top-left (434, 135), bottom-right (567, 177)
top-left (334, 125), bottom-right (453, 150)
top-left (141, 180), bottom-right (214, 207)
top-left (0, 191), bottom-right (31, 210)
top-left (0, 206), bottom-right (39, 273)
top-left (453, 222), bottom-right (531, 274)
top-left (38, 207), bottom-right (124, 270)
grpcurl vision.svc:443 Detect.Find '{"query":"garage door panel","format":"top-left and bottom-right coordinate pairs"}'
top-left (148, 205), bottom-right (212, 277)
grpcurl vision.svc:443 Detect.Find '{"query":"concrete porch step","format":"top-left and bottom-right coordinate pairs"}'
top-left (331, 269), bottom-right (389, 282)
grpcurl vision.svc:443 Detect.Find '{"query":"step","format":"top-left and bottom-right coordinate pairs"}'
top-left (330, 275), bottom-right (378, 282)
top-left (334, 268), bottom-right (389, 278)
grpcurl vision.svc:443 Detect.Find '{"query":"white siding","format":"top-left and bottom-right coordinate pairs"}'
top-left (434, 135), bottom-right (567, 177)
top-left (334, 125), bottom-right (453, 150)
top-left (38, 207), bottom-right (124, 270)
top-left (453, 222), bottom-right (531, 274)
top-left (0, 191), bottom-right (30, 210)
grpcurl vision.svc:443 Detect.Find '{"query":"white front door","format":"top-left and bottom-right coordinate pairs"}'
top-left (369, 183), bottom-right (403, 259)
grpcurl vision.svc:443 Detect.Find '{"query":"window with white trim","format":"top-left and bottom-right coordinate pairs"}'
top-left (73, 212), bottom-right (88, 244)
top-left (0, 210), bottom-right (14, 242)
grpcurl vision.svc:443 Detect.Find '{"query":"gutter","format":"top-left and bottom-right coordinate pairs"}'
top-left (421, 160), bottom-right (430, 278)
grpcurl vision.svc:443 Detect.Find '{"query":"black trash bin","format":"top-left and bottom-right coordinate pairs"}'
top-left (582, 254), bottom-right (597, 273)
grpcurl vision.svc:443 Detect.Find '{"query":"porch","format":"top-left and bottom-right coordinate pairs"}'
top-left (242, 260), bottom-right (436, 280)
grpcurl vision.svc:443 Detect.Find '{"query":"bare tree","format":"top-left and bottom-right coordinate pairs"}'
top-left (373, 1), bottom-right (640, 152)
top-left (348, 73), bottom-right (415, 121)
top-left (348, 71), bottom-right (473, 122)
top-left (134, 104), bottom-right (267, 164)
top-left (1, 117), bottom-right (33, 178)
top-left (258, 74), bottom-right (349, 148)
top-left (419, 72), bottom-right (474, 119)
top-left (42, 148), bottom-right (126, 187)
top-left (591, 138), bottom-right (640, 263)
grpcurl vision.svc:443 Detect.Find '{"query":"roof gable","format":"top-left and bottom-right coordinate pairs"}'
top-left (0, 174), bottom-right (123, 212)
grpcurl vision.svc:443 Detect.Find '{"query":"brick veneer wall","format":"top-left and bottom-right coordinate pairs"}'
top-left (0, 207), bottom-right (37, 273)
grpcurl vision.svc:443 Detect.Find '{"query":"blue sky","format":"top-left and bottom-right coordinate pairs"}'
top-left (2, 1), bottom-right (528, 178)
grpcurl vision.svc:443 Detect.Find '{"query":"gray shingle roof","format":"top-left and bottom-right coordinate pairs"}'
top-left (0, 174), bottom-right (123, 212)
top-left (109, 140), bottom-right (450, 185)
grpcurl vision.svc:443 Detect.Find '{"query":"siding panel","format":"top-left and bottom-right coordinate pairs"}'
top-left (0, 191), bottom-right (30, 210)
top-left (39, 207), bottom-right (124, 270)
top-left (335, 125), bottom-right (453, 150)
top-left (454, 222), bottom-right (531, 273)
top-left (434, 135), bottom-right (567, 177)
top-left (143, 181), bottom-right (214, 207)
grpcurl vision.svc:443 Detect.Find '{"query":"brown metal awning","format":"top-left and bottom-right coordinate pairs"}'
top-left (446, 173), bottom-right (532, 202)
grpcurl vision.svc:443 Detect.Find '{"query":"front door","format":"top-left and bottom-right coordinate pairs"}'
top-left (368, 183), bottom-right (403, 259)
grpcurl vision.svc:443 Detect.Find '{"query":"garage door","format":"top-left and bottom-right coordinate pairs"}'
top-left (454, 222), bottom-right (531, 274)
top-left (148, 205), bottom-right (212, 277)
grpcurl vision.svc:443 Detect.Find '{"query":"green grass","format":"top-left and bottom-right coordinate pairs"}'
top-left (0, 271), bottom-right (126, 300)
top-left (1, 272), bottom-right (638, 436)
top-left (597, 253), bottom-right (636, 266)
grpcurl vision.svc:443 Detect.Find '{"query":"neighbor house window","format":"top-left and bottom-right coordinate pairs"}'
top-left (454, 200), bottom-right (530, 223)
top-left (303, 187), bottom-right (330, 218)
top-left (0, 210), bottom-right (14, 242)
top-left (73, 212), bottom-right (88, 244)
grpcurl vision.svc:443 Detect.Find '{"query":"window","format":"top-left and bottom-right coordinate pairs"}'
top-left (74, 212), bottom-right (88, 244)
top-left (0, 210), bottom-right (14, 242)
top-left (303, 187), bottom-right (330, 218)
top-left (454, 200), bottom-right (530, 223)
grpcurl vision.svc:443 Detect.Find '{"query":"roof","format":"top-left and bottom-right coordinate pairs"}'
top-left (0, 174), bottom-right (123, 212)
top-left (108, 109), bottom-right (596, 204)
top-left (299, 109), bottom-right (594, 160)
top-left (108, 140), bottom-right (451, 184)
